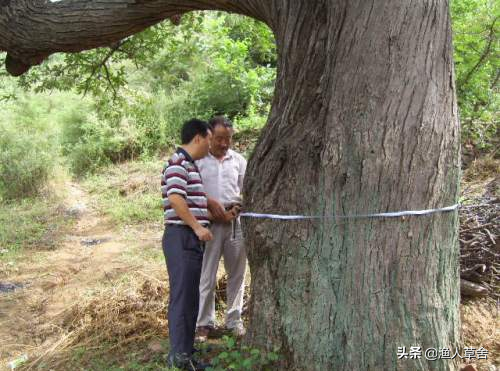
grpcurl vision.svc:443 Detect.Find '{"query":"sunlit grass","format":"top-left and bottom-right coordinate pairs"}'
top-left (82, 159), bottom-right (164, 226)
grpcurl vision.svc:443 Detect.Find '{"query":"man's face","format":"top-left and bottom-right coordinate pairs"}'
top-left (195, 130), bottom-right (212, 158)
top-left (210, 125), bottom-right (233, 158)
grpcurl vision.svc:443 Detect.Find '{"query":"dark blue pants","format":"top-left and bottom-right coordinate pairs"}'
top-left (162, 225), bottom-right (204, 356)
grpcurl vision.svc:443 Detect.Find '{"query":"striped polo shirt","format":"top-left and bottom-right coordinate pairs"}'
top-left (161, 148), bottom-right (209, 225)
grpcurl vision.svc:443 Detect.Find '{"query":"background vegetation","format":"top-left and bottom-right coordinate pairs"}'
top-left (0, 4), bottom-right (497, 202)
top-left (451, 0), bottom-right (499, 153)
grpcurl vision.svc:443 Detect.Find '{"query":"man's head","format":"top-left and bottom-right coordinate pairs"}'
top-left (181, 118), bottom-right (212, 160)
top-left (208, 116), bottom-right (234, 159)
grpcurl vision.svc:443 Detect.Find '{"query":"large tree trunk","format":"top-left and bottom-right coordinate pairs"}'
top-left (244, 1), bottom-right (461, 370)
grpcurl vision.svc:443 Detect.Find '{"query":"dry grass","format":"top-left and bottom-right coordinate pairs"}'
top-left (14, 269), bottom-right (499, 371)
top-left (82, 159), bottom-right (164, 226)
top-left (86, 160), bottom-right (162, 197)
top-left (23, 276), bottom-right (168, 370)
top-left (460, 298), bottom-right (500, 369)
top-left (23, 284), bottom-right (500, 370)
top-left (462, 157), bottom-right (500, 185)
top-left (461, 158), bottom-right (499, 207)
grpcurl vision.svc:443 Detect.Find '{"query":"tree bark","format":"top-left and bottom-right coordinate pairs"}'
top-left (0, 0), bottom-right (271, 75)
top-left (244, 1), bottom-right (461, 370)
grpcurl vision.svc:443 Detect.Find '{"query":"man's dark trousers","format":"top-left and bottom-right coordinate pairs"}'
top-left (162, 224), bottom-right (204, 357)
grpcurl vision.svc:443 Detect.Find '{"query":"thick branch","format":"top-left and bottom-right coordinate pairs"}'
top-left (0, 0), bottom-right (271, 75)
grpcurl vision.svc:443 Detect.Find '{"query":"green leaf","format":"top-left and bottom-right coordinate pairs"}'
top-left (267, 352), bottom-right (279, 361)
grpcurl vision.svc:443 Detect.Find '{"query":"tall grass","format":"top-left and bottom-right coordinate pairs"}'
top-left (0, 93), bottom-right (63, 200)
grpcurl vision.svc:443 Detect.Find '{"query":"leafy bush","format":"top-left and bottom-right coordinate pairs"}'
top-left (60, 93), bottom-right (184, 176)
top-left (62, 111), bottom-right (142, 176)
top-left (0, 92), bottom-right (61, 200)
top-left (207, 336), bottom-right (280, 371)
top-left (0, 125), bottom-right (56, 200)
top-left (52, 12), bottom-right (275, 175)
top-left (451, 0), bottom-right (499, 151)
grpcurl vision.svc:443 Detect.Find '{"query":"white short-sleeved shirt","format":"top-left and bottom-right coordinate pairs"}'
top-left (195, 149), bottom-right (247, 206)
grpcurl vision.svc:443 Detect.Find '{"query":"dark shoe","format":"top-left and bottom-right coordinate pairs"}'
top-left (167, 353), bottom-right (190, 370)
top-left (167, 353), bottom-right (211, 371)
top-left (192, 344), bottom-right (214, 355)
top-left (190, 358), bottom-right (211, 371)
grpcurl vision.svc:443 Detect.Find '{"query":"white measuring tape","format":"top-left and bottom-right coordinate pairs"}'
top-left (240, 204), bottom-right (459, 220)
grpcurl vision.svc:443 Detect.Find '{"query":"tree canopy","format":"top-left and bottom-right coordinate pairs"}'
top-left (1, 1), bottom-right (497, 152)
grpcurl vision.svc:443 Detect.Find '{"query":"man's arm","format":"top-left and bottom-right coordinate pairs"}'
top-left (207, 197), bottom-right (226, 221)
top-left (207, 197), bottom-right (240, 223)
top-left (168, 194), bottom-right (213, 241)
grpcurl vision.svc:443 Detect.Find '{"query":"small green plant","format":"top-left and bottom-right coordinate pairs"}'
top-left (66, 343), bottom-right (172, 371)
top-left (208, 336), bottom-right (279, 371)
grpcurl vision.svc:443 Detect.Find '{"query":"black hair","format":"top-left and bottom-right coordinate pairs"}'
top-left (181, 118), bottom-right (211, 144)
top-left (208, 115), bottom-right (233, 130)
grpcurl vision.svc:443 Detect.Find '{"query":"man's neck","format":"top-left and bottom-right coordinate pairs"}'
top-left (180, 145), bottom-right (197, 161)
top-left (210, 149), bottom-right (229, 161)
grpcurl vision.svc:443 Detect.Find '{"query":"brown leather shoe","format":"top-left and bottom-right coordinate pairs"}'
top-left (195, 326), bottom-right (211, 343)
top-left (460, 365), bottom-right (478, 371)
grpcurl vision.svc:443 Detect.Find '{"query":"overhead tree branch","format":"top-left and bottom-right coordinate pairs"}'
top-left (82, 41), bottom-right (126, 97)
top-left (0, 0), bottom-right (273, 76)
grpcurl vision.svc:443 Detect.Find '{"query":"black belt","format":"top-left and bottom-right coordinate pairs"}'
top-left (166, 223), bottom-right (210, 229)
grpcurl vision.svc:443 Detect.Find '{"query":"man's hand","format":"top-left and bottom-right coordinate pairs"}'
top-left (221, 210), bottom-right (236, 223)
top-left (194, 225), bottom-right (213, 241)
top-left (229, 204), bottom-right (242, 217)
top-left (168, 194), bottom-right (213, 241)
top-left (207, 197), bottom-right (226, 221)
top-left (218, 205), bottom-right (241, 223)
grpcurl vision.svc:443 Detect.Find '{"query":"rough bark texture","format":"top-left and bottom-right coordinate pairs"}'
top-left (0, 1), bottom-right (461, 370)
top-left (0, 0), bottom-right (271, 75)
top-left (243, 1), bottom-right (461, 370)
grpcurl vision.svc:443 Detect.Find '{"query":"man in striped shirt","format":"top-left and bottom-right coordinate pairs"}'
top-left (161, 119), bottom-right (214, 371)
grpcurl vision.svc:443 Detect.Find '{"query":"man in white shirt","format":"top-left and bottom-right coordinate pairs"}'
top-left (195, 116), bottom-right (247, 340)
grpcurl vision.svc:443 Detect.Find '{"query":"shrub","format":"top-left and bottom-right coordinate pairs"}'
top-left (61, 108), bottom-right (144, 176)
top-left (0, 124), bottom-right (56, 200)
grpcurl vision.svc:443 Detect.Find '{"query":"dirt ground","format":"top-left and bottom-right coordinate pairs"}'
top-left (0, 182), bottom-right (165, 369)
